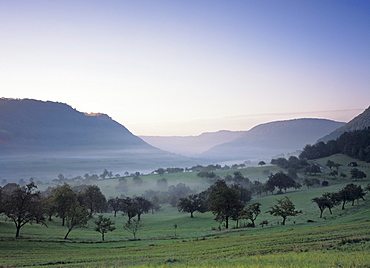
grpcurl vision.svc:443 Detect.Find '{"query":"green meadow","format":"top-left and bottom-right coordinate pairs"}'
top-left (1, 154), bottom-right (370, 267)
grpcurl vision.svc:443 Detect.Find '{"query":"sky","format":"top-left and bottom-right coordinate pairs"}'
top-left (1, 1), bottom-right (369, 136)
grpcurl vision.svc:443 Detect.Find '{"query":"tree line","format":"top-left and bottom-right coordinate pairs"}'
top-left (1, 173), bottom-right (368, 240)
top-left (299, 127), bottom-right (370, 162)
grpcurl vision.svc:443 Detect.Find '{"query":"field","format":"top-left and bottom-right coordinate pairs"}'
top-left (1, 154), bottom-right (370, 267)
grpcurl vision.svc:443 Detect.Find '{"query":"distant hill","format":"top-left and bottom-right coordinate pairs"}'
top-left (318, 106), bottom-right (370, 143)
top-left (201, 118), bottom-right (345, 161)
top-left (0, 99), bottom-right (199, 180)
top-left (0, 98), bottom-right (152, 151)
top-left (140, 130), bottom-right (245, 156)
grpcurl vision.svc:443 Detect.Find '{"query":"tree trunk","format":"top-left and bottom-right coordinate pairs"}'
top-left (102, 233), bottom-right (105, 241)
top-left (15, 225), bottom-right (21, 238)
top-left (225, 216), bottom-right (229, 229)
top-left (282, 217), bottom-right (286, 225)
top-left (320, 209), bottom-right (323, 218)
top-left (62, 217), bottom-right (65, 226)
top-left (190, 212), bottom-right (194, 218)
top-left (64, 228), bottom-right (72, 239)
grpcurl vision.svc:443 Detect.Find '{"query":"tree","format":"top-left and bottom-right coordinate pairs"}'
top-left (312, 196), bottom-right (334, 218)
top-left (132, 175), bottom-right (143, 185)
top-left (154, 168), bottom-right (166, 176)
top-left (51, 183), bottom-right (79, 226)
top-left (266, 196), bottom-right (301, 225)
top-left (94, 215), bottom-right (116, 241)
top-left (2, 183), bottom-right (46, 238)
top-left (258, 161), bottom-right (266, 167)
top-left (64, 205), bottom-right (91, 239)
top-left (208, 180), bottom-right (244, 229)
top-left (267, 172), bottom-right (296, 193)
top-left (177, 193), bottom-right (207, 218)
top-left (326, 160), bottom-right (335, 170)
top-left (241, 202), bottom-right (261, 227)
top-left (303, 178), bottom-right (320, 189)
top-left (304, 164), bottom-right (321, 175)
top-left (133, 197), bottom-right (152, 221)
top-left (338, 183), bottom-right (366, 209)
top-left (121, 197), bottom-right (137, 222)
top-left (350, 168), bottom-right (367, 180)
top-left (123, 219), bottom-right (143, 240)
top-left (329, 170), bottom-right (338, 179)
top-left (107, 197), bottom-right (123, 217)
top-left (81, 185), bottom-right (107, 216)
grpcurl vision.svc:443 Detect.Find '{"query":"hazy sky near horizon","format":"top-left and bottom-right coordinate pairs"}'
top-left (1, 1), bottom-right (369, 136)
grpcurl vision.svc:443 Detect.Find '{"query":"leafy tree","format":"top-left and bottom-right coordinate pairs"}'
top-left (232, 172), bottom-right (250, 188)
top-left (94, 215), bottom-right (116, 241)
top-left (133, 197), bottom-right (152, 221)
top-left (266, 172), bottom-right (296, 193)
top-left (132, 175), bottom-right (143, 185)
top-left (232, 184), bottom-right (252, 203)
top-left (154, 168), bottom-right (166, 176)
top-left (326, 160), bottom-right (335, 170)
top-left (329, 170), bottom-right (338, 179)
top-left (2, 183), bottom-right (46, 238)
top-left (304, 164), bottom-right (321, 175)
top-left (241, 202), bottom-right (261, 227)
top-left (312, 196), bottom-right (334, 218)
top-left (64, 205), bottom-right (91, 239)
top-left (107, 197), bottom-right (123, 217)
top-left (303, 178), bottom-right (320, 189)
top-left (266, 196), bottom-right (301, 225)
top-left (339, 183), bottom-right (366, 209)
top-left (121, 197), bottom-right (137, 222)
top-left (81, 185), bottom-right (107, 216)
top-left (350, 168), bottom-right (367, 180)
top-left (208, 180), bottom-right (244, 229)
top-left (50, 183), bottom-right (78, 226)
top-left (258, 161), bottom-right (266, 167)
top-left (177, 193), bottom-right (207, 218)
top-left (123, 219), bottom-right (143, 240)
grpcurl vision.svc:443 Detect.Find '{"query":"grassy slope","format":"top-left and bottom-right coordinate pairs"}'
top-left (1, 154), bottom-right (370, 267)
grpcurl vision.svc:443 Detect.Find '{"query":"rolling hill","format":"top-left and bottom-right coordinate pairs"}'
top-left (201, 118), bottom-right (345, 161)
top-left (140, 130), bottom-right (245, 156)
top-left (0, 98), bottom-right (199, 180)
top-left (0, 98), bottom-right (152, 151)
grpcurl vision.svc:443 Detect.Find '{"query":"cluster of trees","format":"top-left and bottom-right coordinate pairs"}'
top-left (0, 182), bottom-right (154, 239)
top-left (299, 128), bottom-right (370, 162)
top-left (312, 183), bottom-right (368, 218)
top-left (178, 179), bottom-right (302, 228)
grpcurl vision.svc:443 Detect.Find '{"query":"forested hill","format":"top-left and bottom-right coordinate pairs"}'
top-left (300, 127), bottom-right (370, 162)
top-left (0, 98), bottom-right (153, 152)
top-left (319, 106), bottom-right (370, 143)
top-left (202, 118), bottom-right (345, 161)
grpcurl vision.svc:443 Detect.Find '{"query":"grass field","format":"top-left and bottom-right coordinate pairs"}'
top-left (1, 154), bottom-right (370, 267)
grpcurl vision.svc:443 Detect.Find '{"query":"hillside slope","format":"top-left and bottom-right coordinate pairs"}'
top-left (0, 98), bottom-right (152, 151)
top-left (140, 130), bottom-right (245, 156)
top-left (319, 105), bottom-right (370, 143)
top-left (202, 118), bottom-right (345, 161)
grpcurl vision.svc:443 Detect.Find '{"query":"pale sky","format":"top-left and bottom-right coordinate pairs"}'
top-left (1, 1), bottom-right (369, 136)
